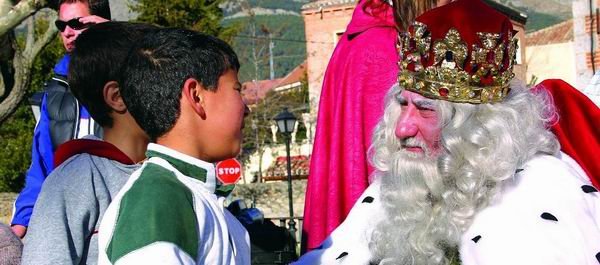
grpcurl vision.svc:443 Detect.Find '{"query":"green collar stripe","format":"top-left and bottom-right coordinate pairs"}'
top-left (146, 150), bottom-right (207, 182)
top-left (106, 164), bottom-right (199, 262)
top-left (215, 184), bottom-right (235, 197)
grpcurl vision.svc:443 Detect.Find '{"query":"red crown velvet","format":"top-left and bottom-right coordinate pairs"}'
top-left (398, 0), bottom-right (519, 103)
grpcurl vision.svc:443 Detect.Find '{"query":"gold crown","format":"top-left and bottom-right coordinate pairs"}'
top-left (398, 22), bottom-right (519, 104)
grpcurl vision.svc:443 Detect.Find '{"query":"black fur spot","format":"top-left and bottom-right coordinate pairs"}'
top-left (582, 185), bottom-right (598, 193)
top-left (471, 235), bottom-right (482, 243)
top-left (336, 252), bottom-right (349, 260)
top-left (541, 212), bottom-right (558, 222)
top-left (362, 196), bottom-right (374, 203)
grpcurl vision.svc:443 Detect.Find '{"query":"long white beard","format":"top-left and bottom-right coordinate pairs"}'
top-left (370, 149), bottom-right (462, 265)
top-left (367, 82), bottom-right (560, 265)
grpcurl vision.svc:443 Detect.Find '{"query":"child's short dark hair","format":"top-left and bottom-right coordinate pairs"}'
top-left (68, 22), bottom-right (157, 127)
top-left (121, 28), bottom-right (240, 141)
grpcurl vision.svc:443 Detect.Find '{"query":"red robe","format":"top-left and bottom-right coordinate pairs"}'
top-left (536, 79), bottom-right (600, 189)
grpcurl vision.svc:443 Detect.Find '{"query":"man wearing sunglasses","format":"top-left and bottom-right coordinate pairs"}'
top-left (11, 0), bottom-right (110, 239)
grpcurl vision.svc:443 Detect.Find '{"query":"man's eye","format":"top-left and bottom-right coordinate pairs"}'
top-left (419, 109), bottom-right (436, 117)
top-left (396, 99), bottom-right (408, 106)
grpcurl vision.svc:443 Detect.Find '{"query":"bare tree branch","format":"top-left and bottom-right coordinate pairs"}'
top-left (0, 0), bottom-right (49, 37)
top-left (0, 40), bottom-right (29, 123)
top-left (0, 9), bottom-right (57, 123)
top-left (25, 16), bottom-right (34, 52)
top-left (0, 64), bottom-right (4, 96)
top-left (28, 12), bottom-right (57, 58)
top-left (0, 0), bottom-right (13, 17)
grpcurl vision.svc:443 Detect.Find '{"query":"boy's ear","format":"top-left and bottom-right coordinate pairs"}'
top-left (103, 81), bottom-right (127, 113)
top-left (182, 78), bottom-right (206, 120)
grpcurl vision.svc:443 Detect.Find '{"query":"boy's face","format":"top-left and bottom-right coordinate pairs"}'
top-left (202, 69), bottom-right (247, 160)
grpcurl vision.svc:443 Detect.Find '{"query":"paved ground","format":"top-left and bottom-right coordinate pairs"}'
top-left (0, 193), bottom-right (17, 225)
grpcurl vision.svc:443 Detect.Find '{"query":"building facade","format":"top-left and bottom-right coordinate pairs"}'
top-left (526, 20), bottom-right (576, 86)
top-left (573, 0), bottom-right (600, 89)
top-left (301, 0), bottom-right (356, 124)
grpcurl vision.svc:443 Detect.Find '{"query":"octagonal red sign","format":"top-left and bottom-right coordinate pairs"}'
top-left (216, 158), bottom-right (242, 185)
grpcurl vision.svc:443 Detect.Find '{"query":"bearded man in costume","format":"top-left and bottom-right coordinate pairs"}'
top-left (295, 0), bottom-right (600, 264)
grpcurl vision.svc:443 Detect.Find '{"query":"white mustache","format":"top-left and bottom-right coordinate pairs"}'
top-left (400, 137), bottom-right (430, 154)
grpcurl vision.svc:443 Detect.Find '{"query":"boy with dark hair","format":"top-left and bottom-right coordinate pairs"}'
top-left (21, 22), bottom-right (156, 265)
top-left (98, 28), bottom-right (251, 265)
top-left (11, 0), bottom-right (111, 238)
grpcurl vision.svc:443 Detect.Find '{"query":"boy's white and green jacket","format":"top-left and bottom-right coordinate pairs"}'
top-left (98, 144), bottom-right (251, 265)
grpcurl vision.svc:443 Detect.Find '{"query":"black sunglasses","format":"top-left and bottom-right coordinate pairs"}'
top-left (55, 17), bottom-right (88, 32)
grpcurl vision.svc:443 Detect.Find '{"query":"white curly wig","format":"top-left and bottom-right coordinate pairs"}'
top-left (368, 81), bottom-right (560, 264)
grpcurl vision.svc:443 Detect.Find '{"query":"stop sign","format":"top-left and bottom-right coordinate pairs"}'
top-left (216, 158), bottom-right (242, 185)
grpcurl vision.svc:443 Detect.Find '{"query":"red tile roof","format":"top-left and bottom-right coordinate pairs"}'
top-left (302, 0), bottom-right (356, 11)
top-left (526, 19), bottom-right (573, 46)
top-left (276, 61), bottom-right (307, 89)
top-left (242, 61), bottom-right (307, 105)
top-left (263, 155), bottom-right (310, 181)
top-left (242, 79), bottom-right (282, 105)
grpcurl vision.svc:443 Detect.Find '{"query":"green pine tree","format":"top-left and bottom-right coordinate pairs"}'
top-left (131, 0), bottom-right (239, 42)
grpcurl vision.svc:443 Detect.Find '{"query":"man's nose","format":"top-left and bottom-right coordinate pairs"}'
top-left (64, 27), bottom-right (76, 37)
top-left (395, 111), bottom-right (418, 139)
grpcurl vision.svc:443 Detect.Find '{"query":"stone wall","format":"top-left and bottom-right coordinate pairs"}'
top-left (0, 181), bottom-right (309, 225)
top-left (526, 42), bottom-right (577, 85)
top-left (302, 2), bottom-right (355, 119)
top-left (228, 180), bottom-right (307, 219)
top-left (573, 0), bottom-right (595, 88)
top-left (0, 193), bottom-right (16, 224)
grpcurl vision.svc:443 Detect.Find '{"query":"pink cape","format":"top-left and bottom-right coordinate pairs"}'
top-left (302, 0), bottom-right (398, 251)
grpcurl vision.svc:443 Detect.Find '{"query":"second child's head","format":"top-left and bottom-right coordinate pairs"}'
top-left (69, 21), bottom-right (157, 132)
top-left (122, 28), bottom-right (246, 162)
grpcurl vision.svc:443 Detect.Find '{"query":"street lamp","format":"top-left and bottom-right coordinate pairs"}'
top-left (274, 108), bottom-right (298, 240)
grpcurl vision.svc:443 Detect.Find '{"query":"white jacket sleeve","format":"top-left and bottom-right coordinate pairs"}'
top-left (114, 242), bottom-right (196, 265)
top-left (295, 181), bottom-right (385, 265)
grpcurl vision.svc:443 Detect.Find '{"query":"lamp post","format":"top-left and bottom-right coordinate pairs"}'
top-left (274, 108), bottom-right (298, 240)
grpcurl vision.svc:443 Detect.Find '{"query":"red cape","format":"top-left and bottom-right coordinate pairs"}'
top-left (536, 79), bottom-right (600, 188)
